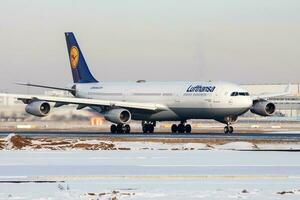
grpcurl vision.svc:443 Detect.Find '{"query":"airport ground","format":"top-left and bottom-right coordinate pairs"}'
top-left (1, 148), bottom-right (300, 199)
top-left (1, 121), bottom-right (300, 199)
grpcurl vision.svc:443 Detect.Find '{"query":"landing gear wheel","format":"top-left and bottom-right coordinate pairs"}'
top-left (171, 124), bottom-right (178, 133)
top-left (143, 124), bottom-right (154, 133)
top-left (142, 122), bottom-right (155, 133)
top-left (177, 124), bottom-right (185, 133)
top-left (148, 125), bottom-right (154, 133)
top-left (110, 124), bottom-right (117, 133)
top-left (142, 124), bottom-right (148, 133)
top-left (229, 126), bottom-right (233, 133)
top-left (224, 126), bottom-right (234, 134)
top-left (124, 124), bottom-right (131, 133)
top-left (224, 126), bottom-right (229, 134)
top-left (185, 124), bottom-right (192, 133)
top-left (117, 124), bottom-right (124, 133)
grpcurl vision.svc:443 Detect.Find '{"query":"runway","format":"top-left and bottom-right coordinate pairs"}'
top-left (1, 131), bottom-right (300, 141)
top-left (1, 150), bottom-right (300, 177)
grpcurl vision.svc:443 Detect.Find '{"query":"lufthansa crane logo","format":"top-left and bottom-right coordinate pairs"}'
top-left (70, 46), bottom-right (79, 69)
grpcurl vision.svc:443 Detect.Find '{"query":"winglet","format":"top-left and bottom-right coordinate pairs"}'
top-left (251, 83), bottom-right (292, 100)
top-left (284, 83), bottom-right (292, 94)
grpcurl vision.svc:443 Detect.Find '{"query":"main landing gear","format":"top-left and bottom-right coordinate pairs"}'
top-left (142, 121), bottom-right (156, 133)
top-left (224, 125), bottom-right (234, 134)
top-left (110, 124), bottom-right (131, 133)
top-left (171, 121), bottom-right (192, 133)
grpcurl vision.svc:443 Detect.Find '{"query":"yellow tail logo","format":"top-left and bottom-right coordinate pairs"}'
top-left (70, 46), bottom-right (79, 69)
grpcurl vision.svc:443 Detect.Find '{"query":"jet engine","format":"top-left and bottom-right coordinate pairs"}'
top-left (104, 108), bottom-right (131, 124)
top-left (250, 100), bottom-right (275, 116)
top-left (25, 101), bottom-right (51, 117)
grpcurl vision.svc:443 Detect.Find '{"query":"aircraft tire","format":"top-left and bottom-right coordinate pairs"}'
top-left (117, 124), bottom-right (124, 133)
top-left (171, 124), bottom-right (178, 133)
top-left (142, 124), bottom-right (148, 133)
top-left (224, 126), bottom-right (229, 134)
top-left (177, 124), bottom-right (185, 133)
top-left (148, 125), bottom-right (154, 133)
top-left (185, 124), bottom-right (192, 133)
top-left (229, 126), bottom-right (233, 133)
top-left (124, 124), bottom-right (131, 133)
top-left (110, 124), bottom-right (117, 133)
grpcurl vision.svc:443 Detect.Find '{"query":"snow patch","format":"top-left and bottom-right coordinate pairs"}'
top-left (113, 142), bottom-right (209, 151)
top-left (216, 142), bottom-right (257, 150)
top-left (4, 133), bottom-right (32, 150)
top-left (4, 133), bottom-right (17, 150)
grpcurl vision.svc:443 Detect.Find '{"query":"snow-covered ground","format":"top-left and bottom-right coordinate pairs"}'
top-left (1, 133), bottom-right (300, 199)
top-left (1, 150), bottom-right (300, 199)
top-left (2, 133), bottom-right (300, 151)
top-left (2, 179), bottom-right (300, 200)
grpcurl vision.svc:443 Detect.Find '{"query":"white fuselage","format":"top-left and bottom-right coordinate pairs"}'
top-left (75, 81), bottom-right (253, 122)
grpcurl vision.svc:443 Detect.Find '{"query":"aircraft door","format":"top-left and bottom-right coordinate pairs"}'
top-left (227, 91), bottom-right (233, 105)
top-left (175, 93), bottom-right (181, 103)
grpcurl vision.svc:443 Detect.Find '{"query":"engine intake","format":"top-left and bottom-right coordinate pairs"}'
top-left (25, 101), bottom-right (51, 117)
top-left (104, 109), bottom-right (131, 124)
top-left (250, 100), bottom-right (275, 116)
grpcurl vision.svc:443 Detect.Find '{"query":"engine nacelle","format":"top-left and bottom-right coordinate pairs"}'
top-left (104, 109), bottom-right (131, 124)
top-left (250, 100), bottom-right (275, 116)
top-left (25, 101), bottom-right (51, 117)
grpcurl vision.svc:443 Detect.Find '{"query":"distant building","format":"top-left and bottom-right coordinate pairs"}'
top-left (0, 94), bottom-right (23, 106)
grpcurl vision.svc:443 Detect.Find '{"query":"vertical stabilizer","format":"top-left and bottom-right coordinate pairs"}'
top-left (65, 32), bottom-right (98, 83)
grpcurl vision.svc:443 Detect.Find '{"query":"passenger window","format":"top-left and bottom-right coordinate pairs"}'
top-left (239, 92), bottom-right (245, 96)
top-left (231, 92), bottom-right (237, 96)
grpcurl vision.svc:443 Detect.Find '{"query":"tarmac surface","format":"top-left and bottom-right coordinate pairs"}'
top-left (1, 131), bottom-right (300, 141)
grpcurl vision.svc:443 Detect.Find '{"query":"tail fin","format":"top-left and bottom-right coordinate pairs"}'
top-left (65, 32), bottom-right (98, 83)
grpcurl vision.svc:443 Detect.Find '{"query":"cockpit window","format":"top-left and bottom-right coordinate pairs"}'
top-left (231, 92), bottom-right (249, 96)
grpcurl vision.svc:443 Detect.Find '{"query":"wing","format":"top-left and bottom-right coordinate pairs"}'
top-left (251, 83), bottom-right (291, 100)
top-left (0, 93), bottom-right (167, 112)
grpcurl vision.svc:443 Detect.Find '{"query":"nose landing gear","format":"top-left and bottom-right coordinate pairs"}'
top-left (224, 125), bottom-right (233, 134)
top-left (216, 116), bottom-right (237, 134)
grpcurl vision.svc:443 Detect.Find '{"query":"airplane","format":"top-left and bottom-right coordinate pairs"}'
top-left (1, 32), bottom-right (291, 134)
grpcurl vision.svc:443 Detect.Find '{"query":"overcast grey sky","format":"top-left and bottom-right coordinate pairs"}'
top-left (0, 0), bottom-right (299, 92)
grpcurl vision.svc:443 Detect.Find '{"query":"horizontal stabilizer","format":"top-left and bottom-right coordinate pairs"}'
top-left (16, 83), bottom-right (76, 94)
